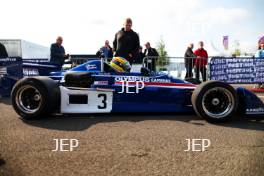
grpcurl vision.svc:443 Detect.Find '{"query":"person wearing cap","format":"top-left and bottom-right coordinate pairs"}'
top-left (113, 18), bottom-right (140, 64)
top-left (144, 42), bottom-right (159, 71)
top-left (50, 36), bottom-right (69, 68)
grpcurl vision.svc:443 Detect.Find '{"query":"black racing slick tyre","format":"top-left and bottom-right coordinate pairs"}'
top-left (11, 77), bottom-right (60, 120)
top-left (191, 81), bottom-right (238, 123)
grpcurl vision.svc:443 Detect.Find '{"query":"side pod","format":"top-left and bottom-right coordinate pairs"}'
top-left (236, 87), bottom-right (264, 115)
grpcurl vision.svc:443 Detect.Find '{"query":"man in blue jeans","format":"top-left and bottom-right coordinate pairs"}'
top-left (50, 36), bottom-right (69, 68)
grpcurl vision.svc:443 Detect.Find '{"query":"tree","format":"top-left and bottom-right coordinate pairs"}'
top-left (156, 39), bottom-right (169, 70)
top-left (232, 40), bottom-right (241, 57)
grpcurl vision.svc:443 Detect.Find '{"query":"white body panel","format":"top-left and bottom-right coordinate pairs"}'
top-left (60, 86), bottom-right (113, 113)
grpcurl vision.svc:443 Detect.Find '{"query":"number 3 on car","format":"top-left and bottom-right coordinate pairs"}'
top-left (60, 86), bottom-right (113, 113)
top-left (98, 94), bottom-right (107, 109)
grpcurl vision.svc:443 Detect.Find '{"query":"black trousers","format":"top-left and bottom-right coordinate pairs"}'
top-left (185, 65), bottom-right (193, 78)
top-left (144, 58), bottom-right (156, 72)
top-left (195, 66), bottom-right (207, 82)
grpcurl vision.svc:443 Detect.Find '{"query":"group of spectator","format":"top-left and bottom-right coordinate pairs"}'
top-left (49, 17), bottom-right (263, 83)
top-left (50, 18), bottom-right (159, 71)
top-left (49, 17), bottom-right (207, 81)
top-left (95, 18), bottom-right (159, 71)
top-left (184, 41), bottom-right (208, 82)
top-left (96, 40), bottom-right (159, 68)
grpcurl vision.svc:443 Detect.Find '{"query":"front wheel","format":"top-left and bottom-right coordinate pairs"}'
top-left (191, 81), bottom-right (238, 123)
top-left (11, 77), bottom-right (60, 120)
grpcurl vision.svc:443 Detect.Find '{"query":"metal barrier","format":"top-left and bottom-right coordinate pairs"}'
top-left (142, 56), bottom-right (264, 84)
top-left (142, 56), bottom-right (209, 82)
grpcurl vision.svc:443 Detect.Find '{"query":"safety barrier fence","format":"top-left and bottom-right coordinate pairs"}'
top-left (142, 56), bottom-right (264, 84)
top-left (142, 56), bottom-right (208, 81)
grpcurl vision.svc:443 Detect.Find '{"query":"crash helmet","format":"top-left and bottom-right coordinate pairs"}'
top-left (110, 57), bottom-right (131, 72)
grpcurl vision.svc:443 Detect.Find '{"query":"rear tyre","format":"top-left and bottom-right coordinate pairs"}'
top-left (191, 81), bottom-right (238, 123)
top-left (11, 77), bottom-right (60, 120)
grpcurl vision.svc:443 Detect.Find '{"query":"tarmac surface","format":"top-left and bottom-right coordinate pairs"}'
top-left (0, 97), bottom-right (263, 176)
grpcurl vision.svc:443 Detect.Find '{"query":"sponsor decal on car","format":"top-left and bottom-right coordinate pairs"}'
top-left (85, 64), bottom-right (98, 70)
top-left (246, 107), bottom-right (264, 114)
top-left (0, 58), bottom-right (18, 62)
top-left (94, 81), bottom-right (109, 85)
top-left (114, 76), bottom-right (171, 83)
top-left (114, 76), bottom-right (196, 89)
top-left (23, 68), bottom-right (39, 76)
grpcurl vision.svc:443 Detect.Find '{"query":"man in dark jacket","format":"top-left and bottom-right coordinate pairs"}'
top-left (0, 43), bottom-right (8, 58)
top-left (50, 36), bottom-right (69, 68)
top-left (184, 43), bottom-right (196, 78)
top-left (96, 40), bottom-right (113, 59)
top-left (144, 42), bottom-right (159, 71)
top-left (133, 46), bottom-right (145, 64)
top-left (113, 18), bottom-right (140, 64)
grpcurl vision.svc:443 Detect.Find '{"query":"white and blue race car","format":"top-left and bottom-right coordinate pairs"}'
top-left (10, 57), bottom-right (264, 123)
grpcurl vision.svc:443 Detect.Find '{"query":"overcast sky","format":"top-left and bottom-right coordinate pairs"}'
top-left (0, 0), bottom-right (263, 56)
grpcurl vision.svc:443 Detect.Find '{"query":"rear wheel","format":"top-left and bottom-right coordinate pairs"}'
top-left (11, 77), bottom-right (60, 120)
top-left (192, 81), bottom-right (238, 123)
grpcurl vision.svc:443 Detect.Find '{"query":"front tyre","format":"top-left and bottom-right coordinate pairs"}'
top-left (11, 77), bottom-right (60, 120)
top-left (191, 81), bottom-right (238, 123)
